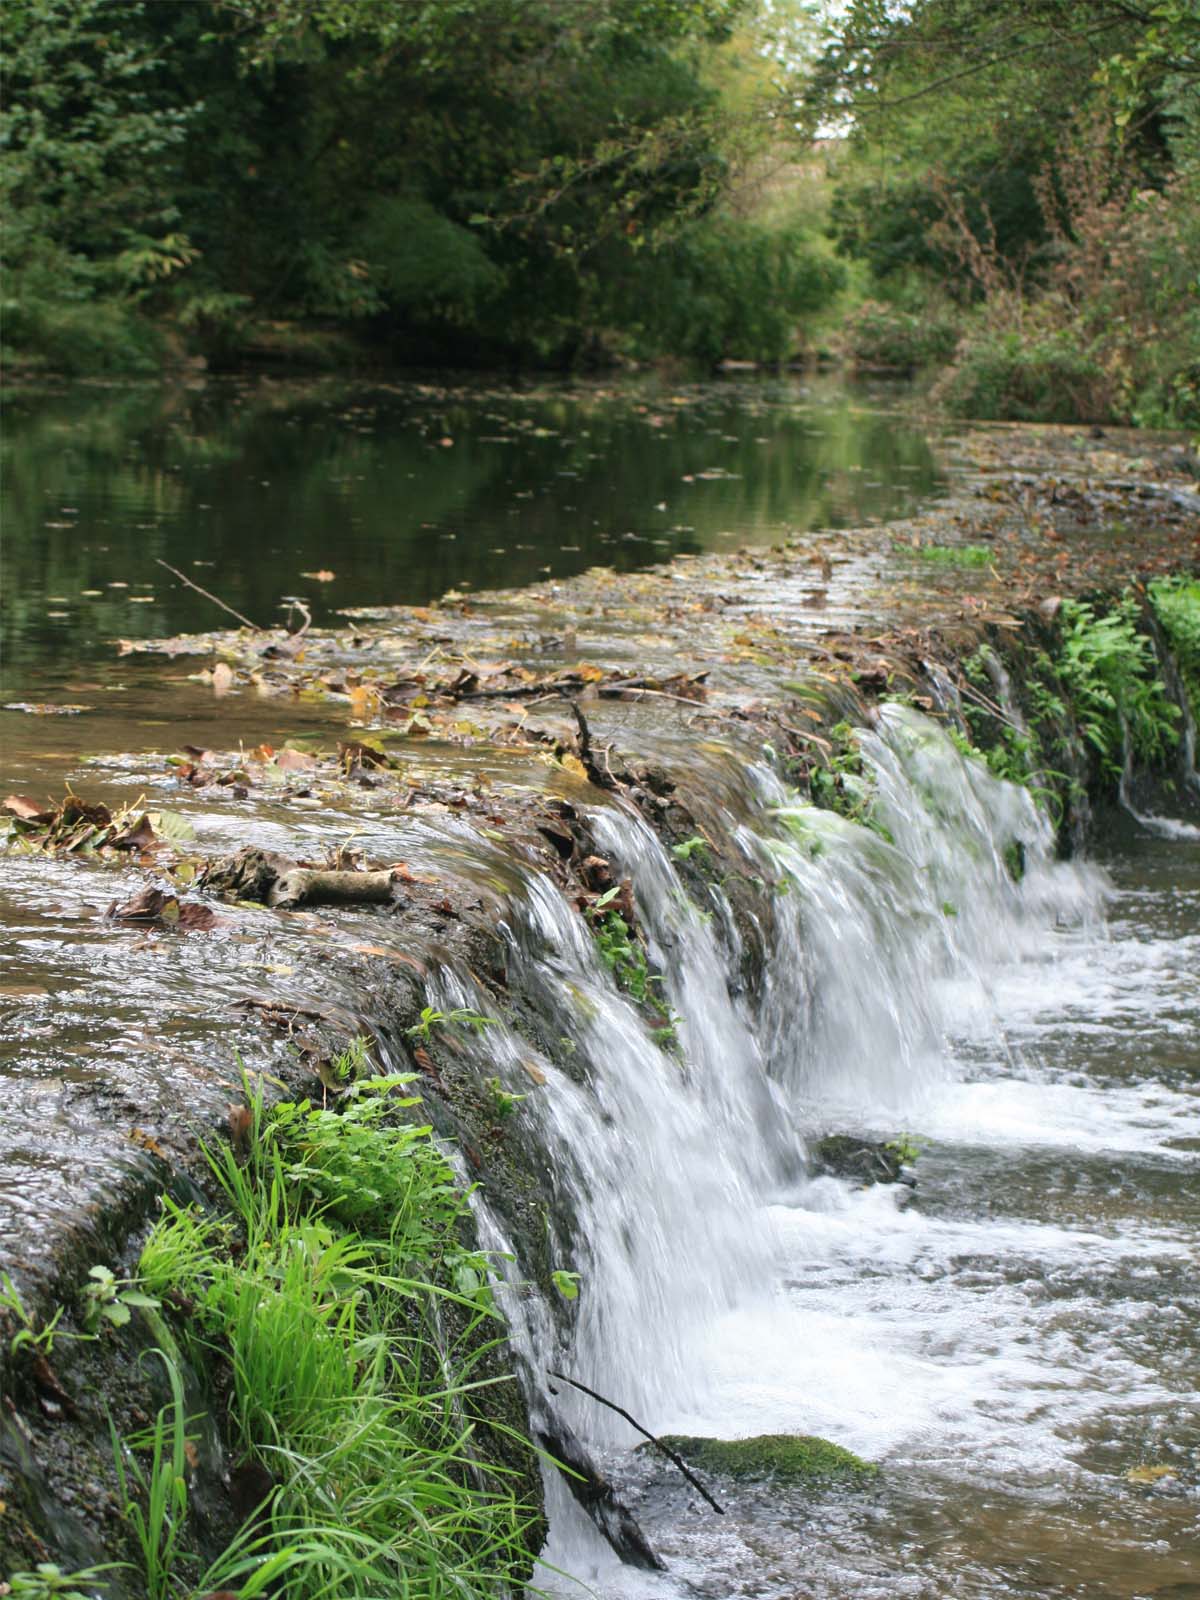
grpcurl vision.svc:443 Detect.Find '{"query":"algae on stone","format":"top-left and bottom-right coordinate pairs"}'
top-left (649, 1432), bottom-right (876, 1485)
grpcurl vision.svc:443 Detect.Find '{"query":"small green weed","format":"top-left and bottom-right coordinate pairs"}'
top-left (82, 1266), bottom-right (160, 1334)
top-left (485, 1076), bottom-right (525, 1121)
top-left (550, 1270), bottom-right (581, 1301)
top-left (110, 1351), bottom-right (191, 1600)
top-left (670, 835), bottom-right (711, 864)
top-left (587, 894), bottom-right (677, 1048)
top-left (912, 543), bottom-right (993, 567)
top-left (808, 721), bottom-right (894, 841)
top-left (1150, 575), bottom-right (1200, 721)
top-left (0, 1271), bottom-right (72, 1358)
top-left (2, 1564), bottom-right (124, 1599)
top-left (405, 1005), bottom-right (496, 1043)
top-left (1057, 598), bottom-right (1179, 776)
top-left (885, 1136), bottom-right (921, 1166)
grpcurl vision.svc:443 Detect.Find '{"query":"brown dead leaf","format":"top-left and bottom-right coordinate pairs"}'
top-left (274, 747), bottom-right (316, 772)
top-left (347, 941), bottom-right (426, 974)
top-left (349, 684), bottom-right (380, 721)
top-left (300, 569), bottom-right (336, 582)
top-left (128, 1127), bottom-right (169, 1159)
top-left (3, 795), bottom-right (53, 823)
top-left (228, 1103), bottom-right (252, 1149)
top-left (211, 661), bottom-right (234, 696)
top-left (110, 813), bottom-right (158, 852)
top-left (339, 739), bottom-right (391, 772)
top-left (107, 886), bottom-right (219, 931)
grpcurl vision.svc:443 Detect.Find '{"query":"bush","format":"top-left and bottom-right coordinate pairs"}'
top-left (1, 290), bottom-right (164, 375)
top-left (929, 116), bottom-right (1200, 427)
top-left (935, 326), bottom-right (1110, 423)
top-left (610, 218), bottom-right (846, 365)
top-left (843, 299), bottom-right (961, 372)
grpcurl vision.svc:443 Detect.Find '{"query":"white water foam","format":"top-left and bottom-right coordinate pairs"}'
top-left (439, 709), bottom-right (1198, 1597)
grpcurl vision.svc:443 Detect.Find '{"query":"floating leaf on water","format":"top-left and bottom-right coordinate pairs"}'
top-left (3, 702), bottom-right (92, 715)
top-left (274, 747), bottom-right (316, 772)
top-left (148, 810), bottom-right (196, 844)
top-left (107, 885), bottom-right (218, 931)
top-left (1125, 1464), bottom-right (1177, 1485)
top-left (300, 569), bottom-right (336, 582)
top-left (110, 812), bottom-right (158, 851)
top-left (211, 661), bottom-right (235, 696)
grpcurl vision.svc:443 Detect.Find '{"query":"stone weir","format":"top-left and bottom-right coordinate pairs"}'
top-left (1, 423), bottom-right (1197, 1594)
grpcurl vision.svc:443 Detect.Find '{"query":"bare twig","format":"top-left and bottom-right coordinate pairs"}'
top-left (155, 558), bottom-right (262, 631)
top-left (570, 700), bottom-right (619, 792)
top-left (547, 1368), bottom-right (725, 1515)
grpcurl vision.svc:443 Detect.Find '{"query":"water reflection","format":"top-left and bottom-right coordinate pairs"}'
top-left (0, 372), bottom-right (939, 692)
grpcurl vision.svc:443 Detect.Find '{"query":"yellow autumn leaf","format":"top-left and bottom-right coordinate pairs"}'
top-left (1125, 1464), bottom-right (1176, 1484)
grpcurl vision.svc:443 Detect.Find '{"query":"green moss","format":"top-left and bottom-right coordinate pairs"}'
top-left (651, 1433), bottom-right (877, 1485)
top-left (912, 543), bottom-right (993, 567)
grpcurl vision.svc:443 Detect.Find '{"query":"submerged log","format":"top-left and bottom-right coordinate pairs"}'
top-left (268, 867), bottom-right (397, 909)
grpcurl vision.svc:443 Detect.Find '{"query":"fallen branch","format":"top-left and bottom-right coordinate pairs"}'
top-left (155, 558), bottom-right (262, 631)
top-left (547, 1368), bottom-right (724, 1514)
top-left (570, 701), bottom-right (619, 792)
top-left (269, 868), bottom-right (397, 909)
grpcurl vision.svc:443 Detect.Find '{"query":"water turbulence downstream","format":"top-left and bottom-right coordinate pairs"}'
top-left (411, 706), bottom-right (1197, 1598)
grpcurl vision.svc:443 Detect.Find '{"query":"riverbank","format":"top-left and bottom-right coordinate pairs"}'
top-left (2, 417), bottom-right (1197, 1595)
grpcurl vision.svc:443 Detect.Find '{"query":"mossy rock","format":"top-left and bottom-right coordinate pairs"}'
top-left (812, 1134), bottom-right (913, 1187)
top-left (646, 1433), bottom-right (876, 1485)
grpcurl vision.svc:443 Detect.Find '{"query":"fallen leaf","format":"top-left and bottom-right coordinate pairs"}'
top-left (3, 702), bottom-right (91, 715)
top-left (3, 795), bottom-right (53, 823)
top-left (274, 747), bottom-right (316, 772)
top-left (148, 810), bottom-right (196, 844)
top-left (110, 813), bottom-right (158, 851)
top-left (211, 661), bottom-right (234, 696)
top-left (107, 886), bottom-right (218, 931)
top-left (128, 1127), bottom-right (169, 1159)
top-left (228, 1103), bottom-right (252, 1149)
top-left (300, 569), bottom-right (336, 582)
top-left (349, 684), bottom-right (381, 721)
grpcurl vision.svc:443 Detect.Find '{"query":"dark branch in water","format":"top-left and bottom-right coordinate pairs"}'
top-left (155, 557), bottom-right (262, 631)
top-left (547, 1368), bottom-right (725, 1514)
top-left (570, 700), bottom-right (619, 792)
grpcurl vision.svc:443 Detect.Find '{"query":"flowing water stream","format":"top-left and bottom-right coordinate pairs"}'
top-left (433, 709), bottom-right (1200, 1599)
top-left (1, 377), bottom-right (1196, 1598)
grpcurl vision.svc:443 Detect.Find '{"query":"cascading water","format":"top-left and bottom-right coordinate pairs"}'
top-left (415, 707), bottom-right (1198, 1596)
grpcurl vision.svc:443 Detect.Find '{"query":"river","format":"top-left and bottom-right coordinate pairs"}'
top-left (0, 374), bottom-right (1196, 1600)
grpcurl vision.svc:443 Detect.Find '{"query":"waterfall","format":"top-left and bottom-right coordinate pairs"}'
top-left (416, 709), bottom-right (1116, 1589)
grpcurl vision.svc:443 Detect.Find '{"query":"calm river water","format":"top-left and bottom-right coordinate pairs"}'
top-left (1, 372), bottom-right (938, 696)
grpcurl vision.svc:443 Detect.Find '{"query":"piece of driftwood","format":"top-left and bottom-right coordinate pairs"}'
top-left (548, 1368), bottom-right (724, 1515)
top-left (155, 558), bottom-right (261, 631)
top-left (268, 868), bottom-right (397, 909)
